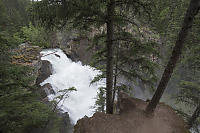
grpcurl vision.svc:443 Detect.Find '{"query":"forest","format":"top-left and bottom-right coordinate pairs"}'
top-left (0, 0), bottom-right (199, 133)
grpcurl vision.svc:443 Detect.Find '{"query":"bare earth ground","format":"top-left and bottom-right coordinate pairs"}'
top-left (74, 93), bottom-right (189, 133)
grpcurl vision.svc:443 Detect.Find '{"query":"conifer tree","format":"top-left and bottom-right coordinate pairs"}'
top-left (0, 35), bottom-right (52, 133)
top-left (145, 0), bottom-right (200, 113)
top-left (0, 1), bottom-right (56, 132)
top-left (175, 41), bottom-right (200, 130)
top-left (32, 0), bottom-right (157, 114)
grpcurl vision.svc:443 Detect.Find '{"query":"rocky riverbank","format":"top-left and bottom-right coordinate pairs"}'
top-left (11, 43), bottom-right (73, 133)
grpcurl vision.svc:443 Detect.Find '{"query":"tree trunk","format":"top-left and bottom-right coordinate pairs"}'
top-left (145, 0), bottom-right (200, 113)
top-left (187, 104), bottom-right (200, 129)
top-left (112, 54), bottom-right (118, 108)
top-left (106, 0), bottom-right (115, 114)
top-left (112, 67), bottom-right (117, 106)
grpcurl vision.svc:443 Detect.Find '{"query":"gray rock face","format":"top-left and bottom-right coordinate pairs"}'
top-left (59, 112), bottom-right (74, 133)
top-left (36, 60), bottom-right (52, 86)
top-left (12, 44), bottom-right (73, 133)
top-left (39, 83), bottom-right (55, 100)
top-left (43, 83), bottom-right (55, 95)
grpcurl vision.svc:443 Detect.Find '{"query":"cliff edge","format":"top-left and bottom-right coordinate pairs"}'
top-left (74, 93), bottom-right (189, 133)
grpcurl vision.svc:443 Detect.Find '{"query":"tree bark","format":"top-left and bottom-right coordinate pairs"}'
top-left (145, 0), bottom-right (200, 113)
top-left (187, 104), bottom-right (200, 129)
top-left (106, 0), bottom-right (115, 114)
top-left (112, 52), bottom-right (118, 108)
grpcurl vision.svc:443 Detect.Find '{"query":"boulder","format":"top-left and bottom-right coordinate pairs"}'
top-left (39, 83), bottom-right (55, 99)
top-left (36, 60), bottom-right (52, 85)
top-left (74, 92), bottom-right (189, 133)
top-left (59, 112), bottom-right (74, 133)
top-left (11, 43), bottom-right (41, 66)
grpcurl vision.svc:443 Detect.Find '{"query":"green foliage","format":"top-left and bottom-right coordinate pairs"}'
top-left (29, 0), bottom-right (68, 29)
top-left (93, 87), bottom-right (106, 112)
top-left (19, 23), bottom-right (50, 48)
top-left (146, 0), bottom-right (200, 98)
top-left (90, 30), bottom-right (159, 90)
top-left (175, 43), bottom-right (200, 130)
top-left (56, 0), bottom-right (159, 109)
top-left (0, 1), bottom-right (52, 130)
top-left (0, 0), bottom-right (51, 48)
top-left (177, 81), bottom-right (200, 107)
top-left (0, 28), bottom-right (53, 132)
top-left (0, 62), bottom-right (52, 133)
top-left (0, 0), bottom-right (9, 30)
top-left (55, 87), bottom-right (77, 101)
top-left (51, 87), bottom-right (77, 112)
top-left (90, 74), bottom-right (105, 85)
top-left (176, 80), bottom-right (200, 132)
top-left (0, 0), bottom-right (30, 33)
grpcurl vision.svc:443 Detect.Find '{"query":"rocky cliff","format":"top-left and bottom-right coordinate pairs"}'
top-left (74, 92), bottom-right (189, 133)
top-left (11, 43), bottom-right (73, 133)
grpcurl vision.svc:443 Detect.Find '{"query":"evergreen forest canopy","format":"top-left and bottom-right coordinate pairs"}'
top-left (0, 0), bottom-right (199, 133)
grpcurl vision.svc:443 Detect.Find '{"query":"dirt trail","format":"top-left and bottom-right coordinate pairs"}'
top-left (74, 93), bottom-right (189, 133)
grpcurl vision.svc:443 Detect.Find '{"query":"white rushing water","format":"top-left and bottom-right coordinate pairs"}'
top-left (40, 49), bottom-right (105, 124)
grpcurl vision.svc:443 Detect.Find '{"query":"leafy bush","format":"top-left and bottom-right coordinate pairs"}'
top-left (19, 23), bottom-right (50, 48)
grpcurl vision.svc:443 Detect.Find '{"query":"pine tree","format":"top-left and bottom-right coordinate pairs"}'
top-left (176, 80), bottom-right (200, 130)
top-left (175, 38), bottom-right (200, 130)
top-left (0, 1), bottom-right (54, 132)
top-left (32, 0), bottom-right (155, 114)
top-left (145, 0), bottom-right (200, 114)
top-left (0, 38), bottom-right (52, 133)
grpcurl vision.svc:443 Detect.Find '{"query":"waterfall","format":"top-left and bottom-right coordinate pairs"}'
top-left (39, 49), bottom-right (199, 133)
top-left (40, 49), bottom-right (105, 124)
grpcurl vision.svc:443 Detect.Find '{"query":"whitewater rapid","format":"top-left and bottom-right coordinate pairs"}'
top-left (40, 49), bottom-right (105, 124)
